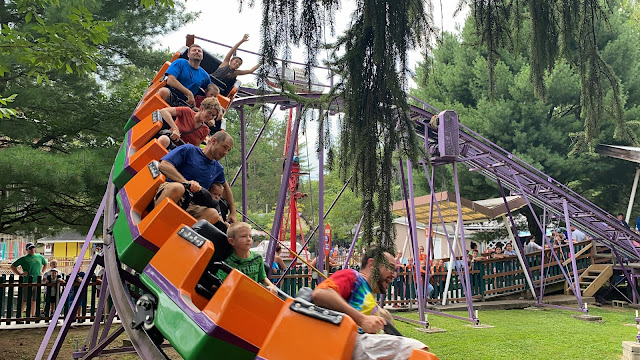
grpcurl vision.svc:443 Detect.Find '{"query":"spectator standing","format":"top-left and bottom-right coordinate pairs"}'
top-left (503, 243), bottom-right (517, 256)
top-left (617, 213), bottom-right (631, 230)
top-left (491, 243), bottom-right (507, 259)
top-left (524, 237), bottom-right (543, 254)
top-left (10, 242), bottom-right (47, 320)
top-left (43, 267), bottom-right (65, 311)
top-left (569, 225), bottom-right (587, 242)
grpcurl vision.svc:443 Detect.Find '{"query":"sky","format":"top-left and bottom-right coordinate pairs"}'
top-left (161, 1), bottom-right (469, 178)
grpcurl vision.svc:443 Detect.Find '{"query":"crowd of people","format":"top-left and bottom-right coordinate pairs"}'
top-left (8, 244), bottom-right (104, 322)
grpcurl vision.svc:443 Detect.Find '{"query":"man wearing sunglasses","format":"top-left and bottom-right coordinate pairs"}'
top-left (312, 247), bottom-right (428, 359)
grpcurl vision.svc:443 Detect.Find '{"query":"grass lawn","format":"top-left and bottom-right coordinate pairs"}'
top-left (393, 306), bottom-right (635, 360)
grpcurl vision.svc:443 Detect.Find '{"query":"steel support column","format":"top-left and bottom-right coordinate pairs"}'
top-left (240, 106), bottom-right (248, 221)
top-left (343, 216), bottom-right (364, 270)
top-left (562, 199), bottom-right (584, 309)
top-left (267, 105), bottom-right (303, 269)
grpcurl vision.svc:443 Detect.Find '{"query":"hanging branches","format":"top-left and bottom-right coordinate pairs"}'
top-left (467, 0), bottom-right (638, 151)
top-left (252, 0), bottom-right (436, 249)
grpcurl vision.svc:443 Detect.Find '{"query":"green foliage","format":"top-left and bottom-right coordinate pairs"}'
top-left (223, 106), bottom-right (289, 217)
top-left (251, 0), bottom-right (439, 252)
top-left (1, 1), bottom-right (112, 80)
top-left (0, 0), bottom-right (195, 234)
top-left (412, 7), bottom-right (640, 221)
top-left (465, 0), bottom-right (638, 151)
top-left (0, 94), bottom-right (17, 118)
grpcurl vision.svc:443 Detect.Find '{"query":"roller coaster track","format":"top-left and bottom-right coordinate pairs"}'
top-left (235, 88), bottom-right (640, 263)
top-left (102, 160), bottom-right (170, 359)
top-left (39, 81), bottom-right (639, 358)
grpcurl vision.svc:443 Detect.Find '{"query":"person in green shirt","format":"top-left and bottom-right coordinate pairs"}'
top-left (10, 242), bottom-right (47, 320)
top-left (217, 222), bottom-right (278, 295)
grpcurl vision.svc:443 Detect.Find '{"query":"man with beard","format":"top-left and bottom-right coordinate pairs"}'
top-left (312, 247), bottom-right (428, 360)
top-left (158, 44), bottom-right (211, 107)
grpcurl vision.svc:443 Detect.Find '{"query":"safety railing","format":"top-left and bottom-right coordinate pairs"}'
top-left (271, 240), bottom-right (594, 305)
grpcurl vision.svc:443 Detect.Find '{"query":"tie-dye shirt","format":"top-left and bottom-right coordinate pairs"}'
top-left (316, 269), bottom-right (380, 316)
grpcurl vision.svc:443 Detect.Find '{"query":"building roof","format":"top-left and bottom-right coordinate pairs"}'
top-left (37, 231), bottom-right (101, 244)
top-left (392, 191), bottom-right (528, 224)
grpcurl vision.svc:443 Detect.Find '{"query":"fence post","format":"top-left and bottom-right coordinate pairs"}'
top-left (35, 275), bottom-right (42, 323)
top-left (479, 262), bottom-right (486, 300)
top-left (16, 275), bottom-right (24, 322)
top-left (6, 274), bottom-right (14, 324)
top-left (0, 274), bottom-right (5, 320)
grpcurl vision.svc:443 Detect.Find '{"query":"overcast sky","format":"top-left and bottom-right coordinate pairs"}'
top-left (161, 1), bottom-right (469, 178)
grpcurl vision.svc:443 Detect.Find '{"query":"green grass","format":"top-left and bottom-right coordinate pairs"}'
top-left (393, 306), bottom-right (636, 360)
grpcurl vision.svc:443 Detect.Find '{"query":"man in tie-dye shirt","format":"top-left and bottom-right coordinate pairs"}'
top-left (312, 248), bottom-right (429, 359)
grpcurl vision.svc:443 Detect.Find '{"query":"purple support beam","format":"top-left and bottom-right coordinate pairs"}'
top-left (423, 164), bottom-right (435, 302)
top-left (538, 208), bottom-right (547, 304)
top-left (87, 265), bottom-right (109, 350)
top-left (495, 179), bottom-right (537, 300)
top-left (240, 106), bottom-right (248, 222)
top-left (611, 246), bottom-right (640, 304)
top-left (317, 114), bottom-right (325, 275)
top-left (275, 175), bottom-right (353, 286)
top-left (451, 162), bottom-right (477, 321)
top-left (47, 254), bottom-right (100, 360)
top-left (422, 125), bottom-right (435, 306)
top-left (421, 160), bottom-right (476, 323)
top-left (397, 159), bottom-right (423, 313)
top-left (343, 216), bottom-right (364, 270)
top-left (36, 194), bottom-right (106, 360)
top-left (404, 159), bottom-right (426, 322)
top-left (78, 326), bottom-right (125, 360)
top-left (231, 104), bottom-right (277, 187)
top-left (266, 105), bottom-right (303, 269)
top-left (99, 305), bottom-right (117, 343)
top-left (562, 199), bottom-right (584, 309)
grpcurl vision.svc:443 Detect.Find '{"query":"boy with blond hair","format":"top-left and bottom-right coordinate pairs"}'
top-left (217, 222), bottom-right (278, 295)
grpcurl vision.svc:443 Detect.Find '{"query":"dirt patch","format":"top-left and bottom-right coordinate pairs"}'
top-left (0, 326), bottom-right (181, 359)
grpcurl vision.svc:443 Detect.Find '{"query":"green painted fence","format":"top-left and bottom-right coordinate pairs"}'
top-left (271, 240), bottom-right (593, 306)
top-left (0, 274), bottom-right (102, 325)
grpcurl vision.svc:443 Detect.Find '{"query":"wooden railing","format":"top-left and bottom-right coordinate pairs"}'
top-left (0, 273), bottom-right (104, 325)
top-left (271, 240), bottom-right (594, 305)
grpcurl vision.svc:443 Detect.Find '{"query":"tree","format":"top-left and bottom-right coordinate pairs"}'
top-left (223, 105), bottom-right (288, 217)
top-left (247, 0), bottom-right (439, 257)
top-left (458, 0), bottom-right (637, 151)
top-left (411, 7), bottom-right (640, 235)
top-left (0, 1), bottom-right (195, 234)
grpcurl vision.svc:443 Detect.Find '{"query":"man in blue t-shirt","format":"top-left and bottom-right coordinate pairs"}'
top-left (158, 44), bottom-right (211, 107)
top-left (154, 131), bottom-right (237, 224)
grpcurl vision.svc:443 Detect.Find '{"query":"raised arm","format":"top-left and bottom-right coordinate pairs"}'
top-left (221, 34), bottom-right (249, 65)
top-left (235, 63), bottom-right (260, 76)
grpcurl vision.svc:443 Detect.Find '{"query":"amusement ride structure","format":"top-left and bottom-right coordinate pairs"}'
top-left (33, 33), bottom-right (640, 360)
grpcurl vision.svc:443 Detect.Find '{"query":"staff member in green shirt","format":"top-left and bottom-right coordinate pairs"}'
top-left (11, 242), bottom-right (47, 321)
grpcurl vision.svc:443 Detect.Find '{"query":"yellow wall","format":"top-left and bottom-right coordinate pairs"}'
top-left (51, 242), bottom-right (90, 258)
top-left (53, 243), bottom-right (66, 258)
